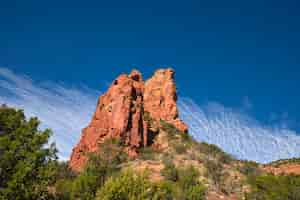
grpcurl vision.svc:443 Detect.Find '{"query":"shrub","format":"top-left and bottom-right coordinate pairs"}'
top-left (95, 171), bottom-right (153, 200)
top-left (160, 120), bottom-right (181, 140)
top-left (197, 142), bottom-right (232, 164)
top-left (52, 162), bottom-right (76, 200)
top-left (177, 166), bottom-right (200, 191)
top-left (245, 174), bottom-right (300, 200)
top-left (71, 171), bottom-right (100, 200)
top-left (161, 159), bottom-right (179, 182)
top-left (70, 138), bottom-right (126, 200)
top-left (53, 138), bottom-right (126, 200)
top-left (96, 167), bottom-right (206, 200)
top-left (184, 184), bottom-right (207, 200)
top-left (163, 163), bottom-right (206, 200)
top-left (53, 161), bottom-right (76, 180)
top-left (177, 166), bottom-right (206, 200)
top-left (239, 161), bottom-right (261, 178)
top-left (96, 138), bottom-right (128, 166)
top-left (54, 179), bottom-right (73, 200)
top-left (151, 181), bottom-right (174, 200)
top-left (204, 159), bottom-right (223, 187)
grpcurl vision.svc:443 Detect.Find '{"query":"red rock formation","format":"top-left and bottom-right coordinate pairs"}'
top-left (69, 68), bottom-right (188, 171)
top-left (144, 68), bottom-right (188, 133)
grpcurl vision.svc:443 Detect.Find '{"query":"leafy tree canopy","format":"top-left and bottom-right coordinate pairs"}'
top-left (0, 107), bottom-right (57, 200)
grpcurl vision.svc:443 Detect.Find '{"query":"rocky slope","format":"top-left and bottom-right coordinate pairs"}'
top-left (69, 68), bottom-right (187, 171)
top-left (262, 158), bottom-right (300, 175)
top-left (68, 68), bottom-right (300, 200)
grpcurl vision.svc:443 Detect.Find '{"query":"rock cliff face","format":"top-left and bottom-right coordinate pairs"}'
top-left (144, 69), bottom-right (188, 133)
top-left (69, 68), bottom-right (188, 171)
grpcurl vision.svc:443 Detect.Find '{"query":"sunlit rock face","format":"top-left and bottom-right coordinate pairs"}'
top-left (69, 68), bottom-right (188, 171)
top-left (144, 68), bottom-right (188, 133)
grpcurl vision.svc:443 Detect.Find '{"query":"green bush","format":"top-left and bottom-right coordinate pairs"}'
top-left (162, 162), bottom-right (206, 200)
top-left (239, 161), bottom-right (261, 178)
top-left (53, 161), bottom-right (76, 180)
top-left (160, 120), bottom-right (181, 140)
top-left (204, 159), bottom-right (223, 187)
top-left (95, 171), bottom-right (154, 200)
top-left (71, 171), bottom-right (100, 200)
top-left (0, 107), bottom-right (57, 200)
top-left (151, 181), bottom-right (174, 200)
top-left (96, 166), bottom-right (206, 200)
top-left (161, 159), bottom-right (179, 182)
top-left (184, 184), bottom-right (207, 200)
top-left (245, 174), bottom-right (300, 200)
top-left (97, 171), bottom-right (176, 200)
top-left (197, 142), bottom-right (232, 164)
top-left (177, 166), bottom-right (200, 190)
top-left (53, 138), bottom-right (126, 200)
top-left (177, 166), bottom-right (206, 200)
top-left (54, 179), bottom-right (73, 200)
top-left (72, 139), bottom-right (126, 199)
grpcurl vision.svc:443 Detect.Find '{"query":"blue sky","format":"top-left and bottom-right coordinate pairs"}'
top-left (1, 0), bottom-right (300, 162)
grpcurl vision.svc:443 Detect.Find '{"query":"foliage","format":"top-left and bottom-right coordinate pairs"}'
top-left (161, 158), bottom-right (179, 182)
top-left (160, 120), bottom-right (182, 140)
top-left (160, 120), bottom-right (193, 142)
top-left (96, 170), bottom-right (162, 200)
top-left (54, 138), bottom-right (126, 200)
top-left (245, 174), bottom-right (300, 200)
top-left (162, 160), bottom-right (206, 200)
top-left (197, 142), bottom-right (232, 164)
top-left (0, 107), bottom-right (57, 200)
top-left (239, 161), bottom-right (261, 178)
top-left (176, 166), bottom-right (206, 200)
top-left (96, 169), bottom-right (205, 200)
top-left (71, 171), bottom-right (100, 200)
top-left (268, 158), bottom-right (300, 167)
top-left (150, 181), bottom-right (174, 200)
top-left (53, 161), bottom-right (76, 180)
top-left (6, 106), bottom-right (300, 200)
top-left (96, 164), bottom-right (206, 200)
top-left (160, 120), bottom-right (193, 155)
top-left (204, 159), bottom-right (224, 187)
top-left (54, 179), bottom-right (73, 200)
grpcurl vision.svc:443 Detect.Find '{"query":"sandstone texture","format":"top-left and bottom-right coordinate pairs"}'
top-left (69, 68), bottom-right (188, 171)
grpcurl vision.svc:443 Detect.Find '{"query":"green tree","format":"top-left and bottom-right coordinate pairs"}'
top-left (69, 138), bottom-right (127, 200)
top-left (96, 170), bottom-right (175, 200)
top-left (0, 107), bottom-right (57, 200)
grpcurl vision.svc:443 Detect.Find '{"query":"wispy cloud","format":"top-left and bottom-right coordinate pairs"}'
top-left (0, 68), bottom-right (100, 160)
top-left (179, 99), bottom-right (300, 163)
top-left (1, 68), bottom-right (300, 163)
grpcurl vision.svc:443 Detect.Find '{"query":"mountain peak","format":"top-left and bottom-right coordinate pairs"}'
top-left (69, 68), bottom-right (187, 171)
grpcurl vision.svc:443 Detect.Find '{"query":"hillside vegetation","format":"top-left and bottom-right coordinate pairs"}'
top-left (1, 106), bottom-right (300, 200)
